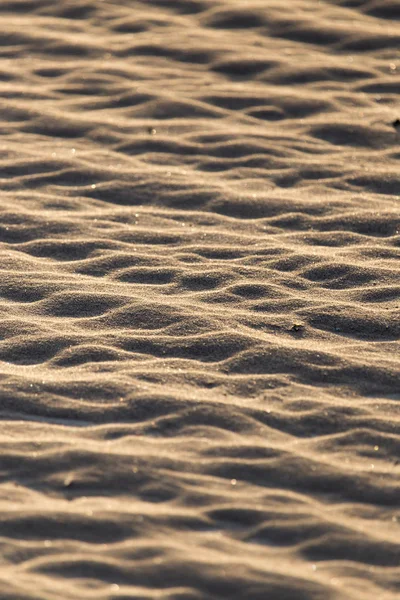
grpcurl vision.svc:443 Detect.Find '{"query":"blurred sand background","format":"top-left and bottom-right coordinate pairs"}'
top-left (0, 0), bottom-right (399, 598)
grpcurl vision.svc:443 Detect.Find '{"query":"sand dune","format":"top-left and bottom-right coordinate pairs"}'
top-left (0, 0), bottom-right (399, 598)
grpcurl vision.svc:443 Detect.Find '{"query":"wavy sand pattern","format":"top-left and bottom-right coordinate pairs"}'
top-left (0, 1), bottom-right (399, 598)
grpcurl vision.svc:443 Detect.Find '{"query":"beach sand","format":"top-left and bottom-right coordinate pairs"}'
top-left (0, 1), bottom-right (399, 598)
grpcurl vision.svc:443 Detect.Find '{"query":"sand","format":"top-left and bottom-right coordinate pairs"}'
top-left (0, 0), bottom-right (399, 598)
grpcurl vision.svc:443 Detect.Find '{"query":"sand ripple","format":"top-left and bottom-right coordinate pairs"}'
top-left (0, 1), bottom-right (399, 599)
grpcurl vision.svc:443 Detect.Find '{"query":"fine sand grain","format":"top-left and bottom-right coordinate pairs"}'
top-left (0, 1), bottom-right (399, 599)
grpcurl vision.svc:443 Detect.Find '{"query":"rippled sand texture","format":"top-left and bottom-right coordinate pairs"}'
top-left (0, 0), bottom-right (399, 598)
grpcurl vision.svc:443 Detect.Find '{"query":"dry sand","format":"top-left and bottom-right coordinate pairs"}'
top-left (0, 0), bottom-right (399, 598)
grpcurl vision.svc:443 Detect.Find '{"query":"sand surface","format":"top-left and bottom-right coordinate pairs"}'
top-left (0, 0), bottom-right (399, 598)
